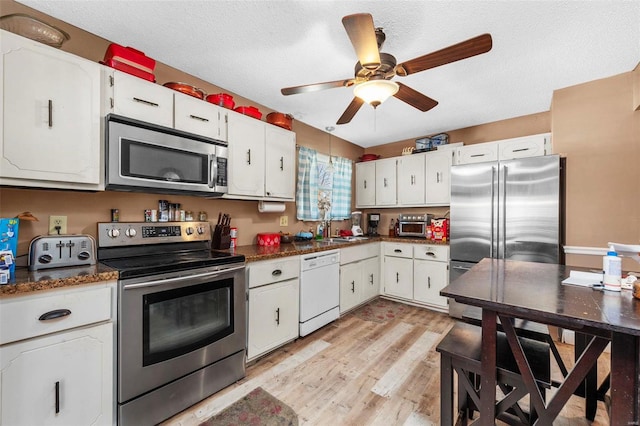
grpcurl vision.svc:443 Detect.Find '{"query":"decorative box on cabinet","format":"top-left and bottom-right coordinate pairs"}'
top-left (339, 243), bottom-right (380, 313)
top-left (247, 256), bottom-right (300, 361)
top-left (0, 30), bottom-right (102, 190)
top-left (0, 283), bottom-right (115, 426)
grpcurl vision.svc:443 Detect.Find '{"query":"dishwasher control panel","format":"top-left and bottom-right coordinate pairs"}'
top-left (300, 250), bottom-right (340, 271)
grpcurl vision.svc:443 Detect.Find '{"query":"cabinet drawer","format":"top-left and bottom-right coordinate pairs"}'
top-left (111, 70), bottom-right (174, 128)
top-left (248, 256), bottom-right (300, 288)
top-left (0, 286), bottom-right (112, 345)
top-left (413, 244), bottom-right (449, 262)
top-left (456, 142), bottom-right (498, 165)
top-left (498, 134), bottom-right (548, 160)
top-left (383, 243), bottom-right (413, 258)
top-left (340, 243), bottom-right (379, 264)
top-left (174, 92), bottom-right (220, 138)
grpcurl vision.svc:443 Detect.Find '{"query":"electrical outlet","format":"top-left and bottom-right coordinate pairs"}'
top-left (279, 215), bottom-right (288, 227)
top-left (48, 215), bottom-right (68, 235)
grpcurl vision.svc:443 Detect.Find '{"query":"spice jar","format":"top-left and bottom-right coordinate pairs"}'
top-left (198, 211), bottom-right (208, 221)
top-left (185, 211), bottom-right (194, 221)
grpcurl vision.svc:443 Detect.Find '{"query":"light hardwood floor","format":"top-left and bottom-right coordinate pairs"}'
top-left (164, 299), bottom-right (611, 425)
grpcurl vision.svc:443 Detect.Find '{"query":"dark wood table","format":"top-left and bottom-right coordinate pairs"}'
top-left (441, 258), bottom-right (640, 425)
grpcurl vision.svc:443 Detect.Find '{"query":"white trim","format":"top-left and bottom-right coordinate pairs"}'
top-left (562, 245), bottom-right (609, 256)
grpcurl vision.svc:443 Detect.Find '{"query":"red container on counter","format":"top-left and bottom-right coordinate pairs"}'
top-left (431, 218), bottom-right (449, 242)
top-left (257, 233), bottom-right (280, 246)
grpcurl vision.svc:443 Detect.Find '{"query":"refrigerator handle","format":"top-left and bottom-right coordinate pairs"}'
top-left (503, 165), bottom-right (508, 259)
top-left (490, 166), bottom-right (496, 258)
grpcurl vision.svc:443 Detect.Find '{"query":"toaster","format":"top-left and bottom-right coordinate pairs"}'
top-left (28, 234), bottom-right (96, 271)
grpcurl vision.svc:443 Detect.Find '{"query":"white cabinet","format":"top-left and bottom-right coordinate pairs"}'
top-left (247, 257), bottom-right (299, 361)
top-left (355, 161), bottom-right (376, 207)
top-left (382, 242), bottom-right (450, 312)
top-left (397, 153), bottom-right (426, 206)
top-left (456, 133), bottom-right (551, 165)
top-left (174, 91), bottom-right (228, 141)
top-left (374, 158), bottom-right (397, 206)
top-left (0, 283), bottom-right (114, 426)
top-left (226, 112), bottom-right (296, 201)
top-left (265, 125), bottom-right (296, 199)
top-left (339, 243), bottom-right (380, 313)
top-left (425, 150), bottom-right (452, 205)
top-left (0, 30), bottom-right (102, 190)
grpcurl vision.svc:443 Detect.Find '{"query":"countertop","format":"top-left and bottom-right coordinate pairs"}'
top-left (0, 236), bottom-right (446, 298)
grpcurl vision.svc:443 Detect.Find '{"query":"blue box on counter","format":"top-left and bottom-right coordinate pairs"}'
top-left (0, 218), bottom-right (19, 284)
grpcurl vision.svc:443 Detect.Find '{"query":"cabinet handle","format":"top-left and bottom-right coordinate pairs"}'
top-left (189, 114), bottom-right (209, 122)
top-left (280, 156), bottom-right (284, 171)
top-left (364, 180), bottom-right (367, 189)
top-left (275, 308), bottom-right (280, 325)
top-left (396, 272), bottom-right (399, 283)
top-left (369, 274), bottom-right (373, 285)
top-left (247, 149), bottom-right (251, 165)
top-left (384, 178), bottom-right (388, 187)
top-left (39, 309), bottom-right (71, 321)
top-left (271, 269), bottom-right (282, 276)
top-left (48, 99), bottom-right (53, 128)
top-left (394, 249), bottom-right (402, 253)
top-left (351, 280), bottom-right (355, 293)
top-left (133, 97), bottom-right (159, 107)
top-left (425, 251), bottom-right (436, 257)
top-left (55, 381), bottom-right (60, 413)
top-left (513, 147), bottom-right (529, 152)
top-left (428, 276), bottom-right (431, 289)
top-left (470, 153), bottom-right (485, 158)
top-left (411, 175), bottom-right (415, 185)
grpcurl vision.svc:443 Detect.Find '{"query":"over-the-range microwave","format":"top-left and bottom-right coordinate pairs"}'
top-left (106, 114), bottom-right (228, 197)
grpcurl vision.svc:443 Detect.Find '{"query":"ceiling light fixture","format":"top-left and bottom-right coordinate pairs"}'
top-left (353, 80), bottom-right (399, 108)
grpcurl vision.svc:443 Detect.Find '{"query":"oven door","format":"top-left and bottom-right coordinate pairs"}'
top-left (106, 115), bottom-right (228, 196)
top-left (398, 221), bottom-right (426, 237)
top-left (118, 263), bottom-right (245, 403)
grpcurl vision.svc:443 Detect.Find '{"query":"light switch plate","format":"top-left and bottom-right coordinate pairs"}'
top-left (279, 215), bottom-right (288, 227)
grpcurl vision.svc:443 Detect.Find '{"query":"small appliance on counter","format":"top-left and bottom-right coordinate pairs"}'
top-left (397, 213), bottom-right (433, 237)
top-left (351, 211), bottom-right (363, 236)
top-left (28, 234), bottom-right (96, 271)
top-left (367, 212), bottom-right (380, 236)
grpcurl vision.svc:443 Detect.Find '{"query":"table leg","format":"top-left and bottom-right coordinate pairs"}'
top-left (440, 352), bottom-right (453, 426)
top-left (575, 332), bottom-right (598, 420)
top-left (480, 309), bottom-right (497, 425)
top-left (609, 332), bottom-right (639, 425)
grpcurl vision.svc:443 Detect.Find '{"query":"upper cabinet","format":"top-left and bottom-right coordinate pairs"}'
top-left (397, 154), bottom-right (426, 206)
top-left (264, 125), bottom-right (296, 199)
top-left (174, 92), bottom-right (228, 142)
top-left (355, 161), bottom-right (376, 207)
top-left (456, 133), bottom-right (551, 165)
top-left (425, 150), bottom-right (453, 206)
top-left (374, 158), bottom-right (397, 206)
top-left (0, 30), bottom-right (103, 190)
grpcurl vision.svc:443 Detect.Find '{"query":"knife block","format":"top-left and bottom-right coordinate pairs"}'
top-left (212, 225), bottom-right (231, 250)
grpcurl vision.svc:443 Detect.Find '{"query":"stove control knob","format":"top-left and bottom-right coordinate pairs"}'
top-left (185, 227), bottom-right (194, 235)
top-left (197, 226), bottom-right (205, 235)
top-left (107, 228), bottom-right (120, 238)
top-left (125, 228), bottom-right (137, 238)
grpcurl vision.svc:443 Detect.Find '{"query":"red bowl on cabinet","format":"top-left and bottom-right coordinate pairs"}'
top-left (206, 93), bottom-right (235, 109)
top-left (234, 106), bottom-right (262, 120)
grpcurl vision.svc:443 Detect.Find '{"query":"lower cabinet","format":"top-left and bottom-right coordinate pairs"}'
top-left (382, 242), bottom-right (450, 312)
top-left (247, 256), bottom-right (299, 361)
top-left (339, 243), bottom-right (380, 314)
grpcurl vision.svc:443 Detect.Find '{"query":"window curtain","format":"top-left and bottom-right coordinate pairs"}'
top-left (330, 157), bottom-right (352, 220)
top-left (296, 146), bottom-right (319, 220)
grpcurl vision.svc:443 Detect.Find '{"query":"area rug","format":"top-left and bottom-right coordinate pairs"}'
top-left (353, 298), bottom-right (410, 323)
top-left (198, 387), bottom-right (298, 426)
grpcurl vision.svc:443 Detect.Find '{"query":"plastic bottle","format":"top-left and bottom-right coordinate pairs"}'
top-left (389, 219), bottom-right (395, 237)
top-left (603, 248), bottom-right (622, 292)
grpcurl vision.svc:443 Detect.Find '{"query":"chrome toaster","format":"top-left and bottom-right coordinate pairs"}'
top-left (28, 234), bottom-right (96, 271)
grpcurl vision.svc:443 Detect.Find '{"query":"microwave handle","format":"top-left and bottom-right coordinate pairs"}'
top-left (208, 154), bottom-right (218, 188)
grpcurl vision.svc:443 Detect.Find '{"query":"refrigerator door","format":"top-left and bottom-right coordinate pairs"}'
top-left (499, 155), bottom-right (560, 263)
top-left (450, 162), bottom-right (498, 263)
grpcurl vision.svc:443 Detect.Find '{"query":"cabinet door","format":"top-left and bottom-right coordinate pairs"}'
top-left (247, 279), bottom-right (299, 360)
top-left (1, 31), bottom-right (101, 186)
top-left (383, 256), bottom-right (413, 299)
top-left (0, 322), bottom-right (113, 426)
top-left (425, 150), bottom-right (452, 205)
top-left (361, 257), bottom-right (380, 302)
top-left (397, 154), bottom-right (426, 206)
top-left (227, 112), bottom-right (266, 197)
top-left (174, 92), bottom-right (225, 140)
top-left (355, 162), bottom-right (376, 207)
top-left (340, 262), bottom-right (361, 313)
top-left (456, 142), bottom-right (498, 165)
top-left (413, 259), bottom-right (449, 309)
top-left (111, 70), bottom-right (174, 128)
top-left (375, 158), bottom-right (397, 206)
top-left (265, 125), bottom-right (296, 200)
top-left (498, 134), bottom-right (549, 160)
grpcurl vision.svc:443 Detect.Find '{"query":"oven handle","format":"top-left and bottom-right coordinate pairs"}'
top-left (122, 265), bottom-right (245, 290)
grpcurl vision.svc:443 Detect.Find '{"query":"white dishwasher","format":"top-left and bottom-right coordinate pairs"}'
top-left (299, 249), bottom-right (340, 337)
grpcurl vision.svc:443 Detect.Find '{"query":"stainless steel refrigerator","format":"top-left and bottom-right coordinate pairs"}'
top-left (449, 154), bottom-right (564, 317)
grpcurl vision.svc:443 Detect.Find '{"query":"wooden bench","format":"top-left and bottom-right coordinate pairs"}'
top-left (437, 322), bottom-right (552, 425)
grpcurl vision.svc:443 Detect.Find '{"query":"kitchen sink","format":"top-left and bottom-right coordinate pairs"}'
top-left (327, 236), bottom-right (369, 243)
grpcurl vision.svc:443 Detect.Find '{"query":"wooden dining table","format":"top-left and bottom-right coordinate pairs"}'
top-left (440, 258), bottom-right (640, 425)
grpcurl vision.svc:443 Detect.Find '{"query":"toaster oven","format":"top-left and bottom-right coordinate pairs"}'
top-left (398, 213), bottom-right (433, 237)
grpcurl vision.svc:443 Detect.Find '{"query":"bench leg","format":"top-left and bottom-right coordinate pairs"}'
top-left (441, 354), bottom-right (454, 426)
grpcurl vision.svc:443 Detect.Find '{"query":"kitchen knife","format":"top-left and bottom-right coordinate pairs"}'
top-left (217, 212), bottom-right (222, 225)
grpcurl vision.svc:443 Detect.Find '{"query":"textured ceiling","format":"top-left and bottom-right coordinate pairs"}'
top-left (17, 0), bottom-right (640, 148)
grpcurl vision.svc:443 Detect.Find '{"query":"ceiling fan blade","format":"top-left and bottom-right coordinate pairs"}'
top-left (281, 78), bottom-right (355, 96)
top-left (396, 33), bottom-right (493, 76)
top-left (393, 82), bottom-right (438, 112)
top-left (337, 97), bottom-right (365, 125)
top-left (342, 13), bottom-right (381, 70)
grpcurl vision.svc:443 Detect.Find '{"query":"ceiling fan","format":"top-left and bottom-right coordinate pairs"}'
top-left (281, 13), bottom-right (492, 125)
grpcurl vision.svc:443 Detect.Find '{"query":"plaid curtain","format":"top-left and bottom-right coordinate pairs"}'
top-left (330, 157), bottom-right (352, 219)
top-left (296, 146), bottom-right (319, 220)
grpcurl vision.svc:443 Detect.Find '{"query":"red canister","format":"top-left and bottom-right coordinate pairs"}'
top-left (257, 233), bottom-right (280, 246)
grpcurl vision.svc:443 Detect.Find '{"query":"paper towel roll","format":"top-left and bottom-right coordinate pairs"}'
top-left (258, 201), bottom-right (286, 213)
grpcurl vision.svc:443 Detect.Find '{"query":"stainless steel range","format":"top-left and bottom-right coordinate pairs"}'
top-left (97, 221), bottom-right (246, 425)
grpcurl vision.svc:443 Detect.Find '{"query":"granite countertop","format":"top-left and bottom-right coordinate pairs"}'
top-left (0, 264), bottom-right (118, 298)
top-left (1, 236), bottom-right (447, 297)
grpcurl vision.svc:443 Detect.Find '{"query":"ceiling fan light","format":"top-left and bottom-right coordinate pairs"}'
top-left (353, 80), bottom-right (399, 107)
